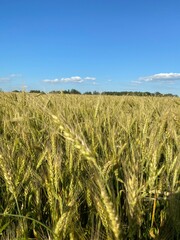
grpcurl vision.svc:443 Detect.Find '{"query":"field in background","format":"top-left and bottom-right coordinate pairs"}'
top-left (0, 93), bottom-right (179, 240)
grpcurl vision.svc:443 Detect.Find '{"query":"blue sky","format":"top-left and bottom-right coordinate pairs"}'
top-left (1, 0), bottom-right (180, 95)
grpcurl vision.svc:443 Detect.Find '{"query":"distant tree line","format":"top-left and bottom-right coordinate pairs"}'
top-left (47, 90), bottom-right (179, 97)
top-left (0, 89), bottom-right (178, 97)
top-left (100, 91), bottom-right (178, 97)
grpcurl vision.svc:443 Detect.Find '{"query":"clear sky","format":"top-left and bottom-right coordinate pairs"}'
top-left (1, 0), bottom-right (180, 95)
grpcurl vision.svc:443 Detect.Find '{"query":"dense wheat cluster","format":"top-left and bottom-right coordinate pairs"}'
top-left (0, 92), bottom-right (179, 240)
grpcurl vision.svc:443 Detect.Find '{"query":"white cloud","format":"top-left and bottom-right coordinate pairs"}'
top-left (62, 76), bottom-right (83, 83)
top-left (92, 82), bottom-right (98, 85)
top-left (43, 76), bottom-right (96, 84)
top-left (0, 77), bottom-right (9, 82)
top-left (0, 73), bottom-right (21, 82)
top-left (131, 80), bottom-right (142, 85)
top-left (44, 78), bottom-right (59, 83)
top-left (138, 73), bottom-right (180, 82)
top-left (9, 73), bottom-right (22, 78)
top-left (84, 77), bottom-right (96, 81)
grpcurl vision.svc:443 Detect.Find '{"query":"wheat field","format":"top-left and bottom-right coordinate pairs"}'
top-left (0, 92), bottom-right (179, 240)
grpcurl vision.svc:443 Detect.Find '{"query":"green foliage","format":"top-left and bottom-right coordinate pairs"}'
top-left (29, 90), bottom-right (45, 94)
top-left (0, 93), bottom-right (179, 239)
